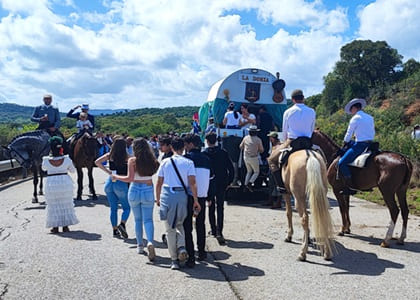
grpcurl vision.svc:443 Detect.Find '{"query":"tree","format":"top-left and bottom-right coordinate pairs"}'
top-left (402, 58), bottom-right (420, 78)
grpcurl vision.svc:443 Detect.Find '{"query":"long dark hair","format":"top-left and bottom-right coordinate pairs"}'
top-left (133, 138), bottom-right (160, 176)
top-left (109, 138), bottom-right (127, 166)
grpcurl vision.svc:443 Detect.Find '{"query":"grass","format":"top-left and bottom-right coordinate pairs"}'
top-left (357, 187), bottom-right (420, 216)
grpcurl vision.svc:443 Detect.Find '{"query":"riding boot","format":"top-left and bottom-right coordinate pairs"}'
top-left (340, 176), bottom-right (357, 195)
top-left (272, 169), bottom-right (287, 194)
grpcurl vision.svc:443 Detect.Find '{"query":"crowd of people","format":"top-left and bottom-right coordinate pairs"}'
top-left (35, 87), bottom-right (380, 269)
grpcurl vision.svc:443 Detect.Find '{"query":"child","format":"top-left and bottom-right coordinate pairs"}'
top-left (76, 112), bottom-right (93, 137)
top-left (42, 136), bottom-right (79, 233)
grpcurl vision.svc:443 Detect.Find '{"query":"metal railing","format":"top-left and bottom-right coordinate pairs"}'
top-left (0, 159), bottom-right (20, 172)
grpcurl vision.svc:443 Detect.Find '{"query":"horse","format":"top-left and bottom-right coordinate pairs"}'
top-left (270, 148), bottom-right (335, 261)
top-left (311, 130), bottom-right (413, 247)
top-left (3, 130), bottom-right (50, 203)
top-left (72, 132), bottom-right (98, 200)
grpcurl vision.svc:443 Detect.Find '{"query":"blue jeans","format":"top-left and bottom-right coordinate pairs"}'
top-left (338, 141), bottom-right (370, 178)
top-left (128, 182), bottom-right (155, 246)
top-left (104, 178), bottom-right (130, 227)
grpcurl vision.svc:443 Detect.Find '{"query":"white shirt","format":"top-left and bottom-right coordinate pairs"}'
top-left (194, 168), bottom-right (210, 197)
top-left (76, 119), bottom-right (93, 131)
top-left (224, 111), bottom-right (242, 127)
top-left (157, 154), bottom-right (196, 188)
top-left (282, 103), bottom-right (315, 140)
top-left (240, 113), bottom-right (256, 129)
top-left (344, 110), bottom-right (375, 143)
top-left (412, 130), bottom-right (420, 140)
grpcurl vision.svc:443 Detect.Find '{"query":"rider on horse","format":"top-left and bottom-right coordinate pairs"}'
top-left (338, 98), bottom-right (375, 195)
top-left (268, 89), bottom-right (315, 193)
top-left (31, 94), bottom-right (63, 137)
top-left (66, 104), bottom-right (96, 159)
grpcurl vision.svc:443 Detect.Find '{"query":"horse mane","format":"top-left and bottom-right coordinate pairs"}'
top-left (9, 130), bottom-right (49, 144)
top-left (314, 130), bottom-right (339, 149)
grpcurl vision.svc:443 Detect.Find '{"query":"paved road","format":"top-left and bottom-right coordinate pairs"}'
top-left (1, 169), bottom-right (420, 299)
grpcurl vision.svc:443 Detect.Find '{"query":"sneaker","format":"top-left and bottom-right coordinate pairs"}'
top-left (177, 247), bottom-right (188, 263)
top-left (113, 229), bottom-right (120, 238)
top-left (186, 258), bottom-right (195, 268)
top-left (198, 251), bottom-right (207, 261)
top-left (246, 183), bottom-right (254, 192)
top-left (147, 242), bottom-right (156, 261)
top-left (117, 223), bottom-right (128, 239)
top-left (171, 260), bottom-right (180, 270)
top-left (137, 245), bottom-right (144, 254)
top-left (216, 234), bottom-right (226, 245)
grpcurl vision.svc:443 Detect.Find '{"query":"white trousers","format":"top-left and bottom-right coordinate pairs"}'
top-left (244, 156), bottom-right (260, 185)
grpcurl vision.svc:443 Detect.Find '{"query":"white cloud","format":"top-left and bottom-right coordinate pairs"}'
top-left (358, 0), bottom-right (420, 60)
top-left (0, 0), bottom-right (418, 112)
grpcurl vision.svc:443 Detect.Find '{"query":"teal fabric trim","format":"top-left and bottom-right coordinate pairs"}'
top-left (266, 104), bottom-right (288, 130)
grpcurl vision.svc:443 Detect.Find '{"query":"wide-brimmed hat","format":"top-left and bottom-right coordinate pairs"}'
top-left (344, 98), bottom-right (366, 114)
top-left (247, 125), bottom-right (260, 132)
top-left (81, 103), bottom-right (89, 110)
top-left (267, 131), bottom-right (278, 138)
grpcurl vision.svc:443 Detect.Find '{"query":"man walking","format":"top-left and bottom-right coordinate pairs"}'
top-left (203, 133), bottom-right (234, 245)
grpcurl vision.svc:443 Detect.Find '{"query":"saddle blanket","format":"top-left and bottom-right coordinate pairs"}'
top-left (348, 152), bottom-right (371, 168)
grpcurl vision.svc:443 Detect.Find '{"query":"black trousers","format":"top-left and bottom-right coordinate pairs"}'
top-left (208, 188), bottom-right (226, 235)
top-left (183, 196), bottom-right (206, 259)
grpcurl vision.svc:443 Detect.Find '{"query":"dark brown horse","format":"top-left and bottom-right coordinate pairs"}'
top-left (72, 132), bottom-right (98, 200)
top-left (311, 130), bottom-right (413, 247)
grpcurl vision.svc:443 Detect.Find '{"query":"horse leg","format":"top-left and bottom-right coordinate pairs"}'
top-left (77, 167), bottom-right (83, 200)
top-left (298, 211), bottom-right (309, 262)
top-left (343, 194), bottom-right (351, 234)
top-left (32, 166), bottom-right (39, 203)
top-left (38, 165), bottom-right (44, 195)
top-left (88, 166), bottom-right (97, 200)
top-left (396, 186), bottom-right (409, 245)
top-left (283, 194), bottom-right (293, 242)
top-left (378, 184), bottom-right (399, 248)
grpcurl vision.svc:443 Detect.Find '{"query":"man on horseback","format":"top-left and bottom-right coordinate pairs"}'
top-left (338, 98), bottom-right (375, 195)
top-left (31, 94), bottom-right (63, 136)
top-left (268, 89), bottom-right (315, 193)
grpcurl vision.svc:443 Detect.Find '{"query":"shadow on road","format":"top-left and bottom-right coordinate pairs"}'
top-left (74, 194), bottom-right (109, 208)
top-left (308, 242), bottom-right (404, 276)
top-left (58, 230), bottom-right (102, 241)
top-left (345, 233), bottom-right (420, 253)
top-left (225, 239), bottom-right (274, 250)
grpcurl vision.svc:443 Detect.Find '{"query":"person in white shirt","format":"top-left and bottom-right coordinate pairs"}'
top-left (412, 124), bottom-right (420, 140)
top-left (223, 102), bottom-right (241, 129)
top-left (267, 89), bottom-right (315, 193)
top-left (239, 103), bottom-right (256, 130)
top-left (338, 98), bottom-right (375, 195)
top-left (155, 137), bottom-right (201, 270)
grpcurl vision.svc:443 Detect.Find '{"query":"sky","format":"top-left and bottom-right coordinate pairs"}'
top-left (0, 0), bottom-right (419, 111)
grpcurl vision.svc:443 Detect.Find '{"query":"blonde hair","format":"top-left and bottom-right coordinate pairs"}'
top-left (80, 112), bottom-right (88, 120)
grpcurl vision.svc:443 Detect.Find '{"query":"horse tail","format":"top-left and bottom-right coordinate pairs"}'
top-left (306, 152), bottom-right (335, 257)
top-left (401, 155), bottom-right (413, 187)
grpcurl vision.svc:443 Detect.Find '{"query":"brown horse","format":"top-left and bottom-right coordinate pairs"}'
top-left (311, 130), bottom-right (413, 247)
top-left (72, 132), bottom-right (98, 200)
top-left (272, 149), bottom-right (335, 261)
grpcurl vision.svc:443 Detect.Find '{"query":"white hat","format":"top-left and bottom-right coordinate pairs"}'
top-left (81, 104), bottom-right (89, 110)
top-left (344, 98), bottom-right (366, 114)
top-left (247, 125), bottom-right (260, 132)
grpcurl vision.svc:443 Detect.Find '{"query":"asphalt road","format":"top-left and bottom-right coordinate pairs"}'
top-left (1, 169), bottom-right (420, 299)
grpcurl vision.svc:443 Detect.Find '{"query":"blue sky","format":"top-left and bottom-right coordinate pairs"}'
top-left (0, 0), bottom-right (419, 111)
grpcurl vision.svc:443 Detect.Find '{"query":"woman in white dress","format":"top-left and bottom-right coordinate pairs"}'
top-left (42, 136), bottom-right (79, 233)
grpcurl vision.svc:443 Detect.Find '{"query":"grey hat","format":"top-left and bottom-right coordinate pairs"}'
top-left (247, 125), bottom-right (260, 132)
top-left (267, 131), bottom-right (278, 138)
top-left (344, 98), bottom-right (366, 114)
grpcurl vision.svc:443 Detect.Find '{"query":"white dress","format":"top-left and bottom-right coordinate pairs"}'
top-left (42, 155), bottom-right (79, 228)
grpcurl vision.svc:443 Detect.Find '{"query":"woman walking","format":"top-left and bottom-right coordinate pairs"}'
top-left (42, 136), bottom-right (79, 233)
top-left (95, 138), bottom-right (131, 238)
top-left (112, 138), bottom-right (160, 261)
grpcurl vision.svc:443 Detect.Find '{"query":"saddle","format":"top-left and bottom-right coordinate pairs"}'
top-left (347, 142), bottom-right (380, 168)
top-left (279, 137), bottom-right (313, 166)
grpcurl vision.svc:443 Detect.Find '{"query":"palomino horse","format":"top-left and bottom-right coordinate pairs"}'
top-left (3, 130), bottom-right (50, 203)
top-left (311, 130), bottom-right (413, 247)
top-left (272, 149), bottom-right (335, 261)
top-left (72, 132), bottom-right (98, 200)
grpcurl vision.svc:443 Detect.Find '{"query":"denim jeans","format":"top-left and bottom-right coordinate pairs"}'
top-left (104, 178), bottom-right (130, 227)
top-left (338, 141), bottom-right (370, 178)
top-left (128, 182), bottom-right (155, 246)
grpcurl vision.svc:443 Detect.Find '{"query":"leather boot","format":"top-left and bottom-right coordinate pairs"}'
top-left (272, 169), bottom-right (287, 194)
top-left (340, 177), bottom-right (357, 195)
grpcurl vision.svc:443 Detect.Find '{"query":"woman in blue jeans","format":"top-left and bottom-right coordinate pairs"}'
top-left (113, 138), bottom-right (160, 261)
top-left (95, 138), bottom-right (130, 238)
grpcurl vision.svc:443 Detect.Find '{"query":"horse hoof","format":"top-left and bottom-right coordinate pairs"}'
top-left (324, 254), bottom-right (332, 261)
top-left (338, 231), bottom-right (344, 236)
top-left (38, 191), bottom-right (43, 196)
top-left (380, 241), bottom-right (390, 248)
top-left (297, 255), bottom-right (306, 262)
top-left (396, 239), bottom-right (404, 245)
top-left (32, 198), bottom-right (38, 204)
top-left (284, 237), bottom-right (292, 243)
top-left (344, 229), bottom-right (351, 234)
